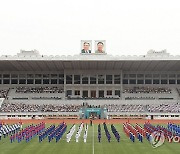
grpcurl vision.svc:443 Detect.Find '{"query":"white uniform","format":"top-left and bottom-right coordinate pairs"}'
top-left (83, 124), bottom-right (88, 143)
top-left (83, 132), bottom-right (87, 143)
top-left (66, 125), bottom-right (76, 143)
top-left (75, 123), bottom-right (84, 143)
top-left (75, 133), bottom-right (79, 142)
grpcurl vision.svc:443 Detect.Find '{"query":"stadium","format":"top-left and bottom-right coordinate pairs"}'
top-left (0, 49), bottom-right (180, 154)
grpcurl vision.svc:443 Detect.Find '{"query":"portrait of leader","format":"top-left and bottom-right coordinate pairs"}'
top-left (81, 41), bottom-right (91, 53)
top-left (95, 41), bottom-right (105, 53)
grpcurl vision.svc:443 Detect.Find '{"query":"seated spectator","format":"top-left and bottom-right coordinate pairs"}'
top-left (0, 89), bottom-right (9, 98)
top-left (15, 87), bottom-right (64, 93)
top-left (123, 87), bottom-right (171, 94)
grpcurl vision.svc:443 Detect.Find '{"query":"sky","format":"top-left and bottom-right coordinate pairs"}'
top-left (0, 0), bottom-right (180, 56)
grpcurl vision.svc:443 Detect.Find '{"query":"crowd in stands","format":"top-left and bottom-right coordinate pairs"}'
top-left (0, 102), bottom-right (40, 112)
top-left (103, 104), bottom-right (145, 112)
top-left (0, 101), bottom-right (180, 113)
top-left (83, 102), bottom-right (101, 108)
top-left (15, 87), bottom-right (63, 93)
top-left (103, 103), bottom-right (180, 113)
top-left (0, 89), bottom-right (9, 98)
top-left (146, 103), bottom-right (180, 113)
top-left (123, 87), bottom-right (171, 94)
top-left (41, 104), bottom-right (82, 112)
top-left (0, 102), bottom-right (82, 113)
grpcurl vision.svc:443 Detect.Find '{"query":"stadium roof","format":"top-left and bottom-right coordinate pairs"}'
top-left (0, 50), bottom-right (180, 72)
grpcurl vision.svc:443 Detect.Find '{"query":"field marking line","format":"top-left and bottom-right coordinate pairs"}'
top-left (92, 124), bottom-right (94, 154)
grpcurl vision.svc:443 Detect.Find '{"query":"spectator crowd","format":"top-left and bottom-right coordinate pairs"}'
top-left (0, 102), bottom-right (82, 113)
top-left (15, 87), bottom-right (63, 93)
top-left (123, 87), bottom-right (171, 94)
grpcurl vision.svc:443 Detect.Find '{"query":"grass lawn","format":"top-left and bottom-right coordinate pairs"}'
top-left (0, 124), bottom-right (180, 154)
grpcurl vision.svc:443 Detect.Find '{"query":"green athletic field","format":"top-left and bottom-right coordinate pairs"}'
top-left (0, 124), bottom-right (179, 154)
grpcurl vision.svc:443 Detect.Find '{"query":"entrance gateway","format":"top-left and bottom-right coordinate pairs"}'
top-left (79, 108), bottom-right (108, 119)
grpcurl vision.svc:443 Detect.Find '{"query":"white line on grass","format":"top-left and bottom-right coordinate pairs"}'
top-left (92, 124), bottom-right (94, 154)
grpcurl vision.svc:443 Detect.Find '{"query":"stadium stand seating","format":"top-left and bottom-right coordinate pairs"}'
top-left (123, 86), bottom-right (172, 94)
top-left (15, 87), bottom-right (63, 93)
top-left (0, 102), bottom-right (82, 113)
top-left (0, 89), bottom-right (9, 98)
top-left (146, 103), bottom-right (180, 113)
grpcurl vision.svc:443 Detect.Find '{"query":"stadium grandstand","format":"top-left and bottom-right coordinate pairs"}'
top-left (0, 49), bottom-right (180, 120)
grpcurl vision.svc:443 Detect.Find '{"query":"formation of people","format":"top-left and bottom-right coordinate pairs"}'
top-left (98, 124), bottom-right (101, 142)
top-left (11, 122), bottom-right (45, 143)
top-left (75, 123), bottom-right (84, 142)
top-left (123, 122), bottom-right (143, 143)
top-left (1, 121), bottom-right (179, 144)
top-left (0, 123), bottom-right (21, 141)
top-left (111, 124), bottom-right (120, 142)
top-left (47, 123), bottom-right (67, 143)
top-left (103, 122), bottom-right (111, 142)
top-left (83, 124), bottom-right (88, 143)
top-left (66, 124), bottom-right (76, 142)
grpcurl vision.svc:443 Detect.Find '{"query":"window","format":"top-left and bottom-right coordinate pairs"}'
top-left (74, 75), bottom-right (81, 84)
top-left (91, 90), bottom-right (96, 98)
top-left (98, 75), bottom-right (104, 84)
top-left (27, 79), bottom-right (34, 84)
top-left (115, 90), bottom-right (120, 97)
top-left (90, 76), bottom-right (96, 84)
top-left (35, 79), bottom-right (42, 84)
top-left (107, 90), bottom-right (112, 95)
top-left (74, 90), bottom-right (80, 96)
top-left (11, 79), bottom-right (18, 84)
top-left (3, 74), bottom-right (10, 78)
top-left (99, 90), bottom-right (104, 98)
top-left (19, 74), bottom-right (26, 78)
top-left (27, 74), bottom-right (34, 78)
top-left (82, 90), bottom-right (88, 98)
top-left (177, 74), bottom-right (180, 79)
top-left (11, 74), bottom-right (18, 78)
top-left (123, 74), bottom-right (128, 78)
top-left (169, 74), bottom-right (176, 78)
top-left (106, 75), bottom-right (112, 84)
top-left (161, 79), bottom-right (167, 84)
top-left (153, 74), bottom-right (160, 78)
top-left (137, 80), bottom-right (144, 84)
top-left (145, 79), bottom-right (152, 84)
top-left (153, 79), bottom-right (159, 84)
top-left (114, 75), bottom-right (120, 84)
top-left (82, 76), bottom-right (88, 84)
top-left (161, 74), bottom-right (168, 78)
top-left (51, 79), bottom-right (57, 84)
top-left (66, 90), bottom-right (72, 97)
top-left (43, 79), bottom-right (49, 84)
top-left (3, 79), bottom-right (10, 84)
top-left (129, 79), bottom-right (136, 84)
top-left (137, 74), bottom-right (144, 78)
top-left (51, 74), bottom-right (57, 78)
top-left (59, 74), bottom-right (64, 84)
top-left (123, 79), bottom-right (128, 84)
top-left (169, 79), bottom-right (175, 84)
top-left (129, 74), bottom-right (136, 78)
top-left (19, 79), bottom-right (26, 84)
top-left (35, 74), bottom-right (42, 78)
top-left (145, 74), bottom-right (152, 78)
top-left (43, 74), bottom-right (49, 78)
top-left (66, 75), bottom-right (72, 84)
